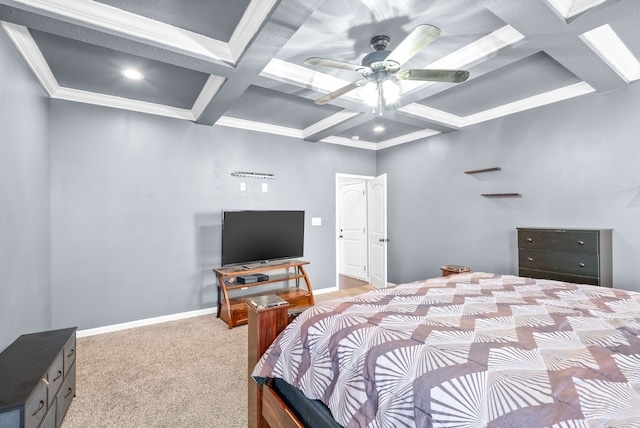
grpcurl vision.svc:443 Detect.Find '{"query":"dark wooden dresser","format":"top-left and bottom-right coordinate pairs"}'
top-left (517, 228), bottom-right (612, 287)
top-left (0, 327), bottom-right (77, 428)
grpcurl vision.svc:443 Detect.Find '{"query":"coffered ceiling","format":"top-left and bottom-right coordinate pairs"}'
top-left (1, 0), bottom-right (639, 150)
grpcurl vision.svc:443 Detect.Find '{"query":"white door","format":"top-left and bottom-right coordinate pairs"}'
top-left (368, 174), bottom-right (387, 288)
top-left (338, 181), bottom-right (367, 279)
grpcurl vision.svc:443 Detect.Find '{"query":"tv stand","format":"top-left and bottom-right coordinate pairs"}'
top-left (213, 260), bottom-right (314, 329)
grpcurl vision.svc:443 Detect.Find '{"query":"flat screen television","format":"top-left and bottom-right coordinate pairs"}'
top-left (221, 210), bottom-right (305, 266)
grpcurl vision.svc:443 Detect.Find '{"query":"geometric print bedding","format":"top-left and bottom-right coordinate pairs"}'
top-left (252, 272), bottom-right (640, 427)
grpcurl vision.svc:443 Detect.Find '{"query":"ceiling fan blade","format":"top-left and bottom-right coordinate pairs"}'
top-left (305, 57), bottom-right (367, 72)
top-left (397, 68), bottom-right (470, 83)
top-left (385, 24), bottom-right (441, 67)
top-left (315, 80), bottom-right (366, 105)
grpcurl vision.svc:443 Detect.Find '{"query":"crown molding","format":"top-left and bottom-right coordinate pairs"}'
top-left (192, 75), bottom-right (226, 120)
top-left (228, 0), bottom-right (279, 63)
top-left (377, 129), bottom-right (441, 150)
top-left (546, 0), bottom-right (608, 18)
top-left (216, 116), bottom-right (303, 139)
top-left (581, 24), bottom-right (640, 83)
top-left (4, 0), bottom-right (234, 62)
top-left (462, 81), bottom-right (595, 127)
top-left (1, 21), bottom-right (58, 95)
top-left (398, 103), bottom-right (464, 128)
top-left (320, 136), bottom-right (377, 150)
top-left (398, 81), bottom-right (595, 131)
top-left (54, 87), bottom-right (195, 120)
top-left (302, 110), bottom-right (361, 138)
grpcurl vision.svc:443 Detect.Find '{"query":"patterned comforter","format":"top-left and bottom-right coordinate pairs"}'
top-left (252, 272), bottom-right (640, 427)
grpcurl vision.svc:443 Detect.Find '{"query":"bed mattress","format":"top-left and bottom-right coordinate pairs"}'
top-left (253, 272), bottom-right (640, 427)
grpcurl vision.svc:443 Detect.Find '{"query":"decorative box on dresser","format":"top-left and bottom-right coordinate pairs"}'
top-left (517, 228), bottom-right (612, 287)
top-left (0, 327), bottom-right (77, 428)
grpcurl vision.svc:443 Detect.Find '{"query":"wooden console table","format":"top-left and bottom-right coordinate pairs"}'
top-left (213, 260), bottom-right (314, 329)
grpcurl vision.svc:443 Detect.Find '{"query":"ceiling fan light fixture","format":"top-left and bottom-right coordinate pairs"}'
top-left (359, 81), bottom-right (378, 106)
top-left (382, 80), bottom-right (400, 104)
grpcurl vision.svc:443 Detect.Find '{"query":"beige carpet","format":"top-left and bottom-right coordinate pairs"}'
top-left (62, 284), bottom-right (375, 428)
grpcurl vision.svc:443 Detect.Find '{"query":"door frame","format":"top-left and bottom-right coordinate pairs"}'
top-left (335, 173), bottom-right (386, 289)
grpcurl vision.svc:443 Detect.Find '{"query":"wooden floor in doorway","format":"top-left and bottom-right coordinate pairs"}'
top-left (339, 274), bottom-right (369, 290)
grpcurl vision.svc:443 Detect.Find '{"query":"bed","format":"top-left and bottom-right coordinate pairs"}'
top-left (250, 272), bottom-right (640, 427)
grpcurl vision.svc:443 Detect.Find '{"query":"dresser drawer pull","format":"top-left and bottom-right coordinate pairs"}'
top-left (67, 349), bottom-right (75, 358)
top-left (64, 387), bottom-right (73, 398)
top-left (32, 400), bottom-right (45, 416)
top-left (53, 370), bottom-right (62, 382)
top-left (528, 257), bottom-right (533, 262)
top-left (579, 263), bottom-right (585, 267)
top-left (578, 240), bottom-right (585, 245)
top-left (527, 238), bottom-right (533, 242)
top-left (42, 378), bottom-right (49, 386)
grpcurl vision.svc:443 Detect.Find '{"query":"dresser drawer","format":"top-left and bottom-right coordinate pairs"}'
top-left (518, 229), bottom-right (599, 255)
top-left (47, 351), bottom-right (64, 406)
top-left (519, 268), bottom-right (599, 286)
top-left (24, 379), bottom-right (47, 428)
top-left (40, 401), bottom-right (57, 428)
top-left (56, 363), bottom-right (75, 428)
top-left (519, 249), bottom-right (599, 277)
top-left (64, 333), bottom-right (76, 375)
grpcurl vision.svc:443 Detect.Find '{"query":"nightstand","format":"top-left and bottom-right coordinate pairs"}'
top-left (440, 265), bottom-right (471, 277)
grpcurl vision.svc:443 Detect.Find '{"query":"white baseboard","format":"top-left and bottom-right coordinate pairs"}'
top-left (313, 286), bottom-right (339, 294)
top-left (77, 307), bottom-right (217, 338)
top-left (78, 287), bottom-right (342, 338)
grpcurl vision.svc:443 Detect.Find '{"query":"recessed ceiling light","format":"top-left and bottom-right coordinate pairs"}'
top-left (373, 125), bottom-right (385, 132)
top-left (121, 68), bottom-right (144, 80)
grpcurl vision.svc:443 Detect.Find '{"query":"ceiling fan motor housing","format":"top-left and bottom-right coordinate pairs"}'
top-left (370, 34), bottom-right (390, 51)
top-left (363, 34), bottom-right (400, 74)
top-left (362, 50), bottom-right (391, 70)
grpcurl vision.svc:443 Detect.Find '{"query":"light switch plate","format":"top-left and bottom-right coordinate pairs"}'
top-left (312, 217), bottom-right (321, 226)
top-left (240, 182), bottom-right (246, 191)
top-left (262, 183), bottom-right (268, 192)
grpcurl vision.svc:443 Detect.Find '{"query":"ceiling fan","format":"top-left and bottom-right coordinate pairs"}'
top-left (304, 24), bottom-right (470, 109)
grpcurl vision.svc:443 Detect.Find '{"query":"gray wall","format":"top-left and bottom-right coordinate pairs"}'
top-left (4, 23), bottom-right (640, 344)
top-left (378, 83), bottom-right (640, 292)
top-left (49, 101), bottom-right (376, 330)
top-left (0, 31), bottom-right (51, 349)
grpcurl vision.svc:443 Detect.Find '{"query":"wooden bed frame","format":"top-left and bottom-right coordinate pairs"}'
top-left (247, 300), bottom-right (305, 428)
